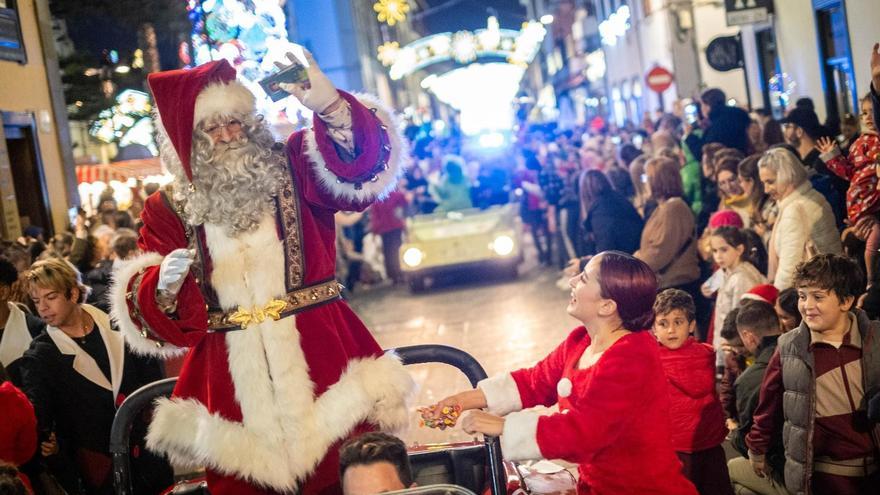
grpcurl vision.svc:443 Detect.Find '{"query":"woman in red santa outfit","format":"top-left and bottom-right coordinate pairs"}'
top-left (427, 251), bottom-right (698, 494)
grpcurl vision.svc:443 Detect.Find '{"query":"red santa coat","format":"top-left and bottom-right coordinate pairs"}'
top-left (109, 92), bottom-right (413, 494)
top-left (657, 338), bottom-right (728, 453)
top-left (478, 327), bottom-right (697, 495)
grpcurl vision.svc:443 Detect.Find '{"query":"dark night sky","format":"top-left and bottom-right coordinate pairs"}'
top-left (418, 0), bottom-right (528, 33)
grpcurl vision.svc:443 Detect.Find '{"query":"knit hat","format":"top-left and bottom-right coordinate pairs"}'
top-left (708, 210), bottom-right (744, 229)
top-left (741, 284), bottom-right (779, 305)
top-left (147, 59), bottom-right (256, 181)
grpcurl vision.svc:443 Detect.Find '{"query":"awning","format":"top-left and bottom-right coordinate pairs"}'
top-left (76, 157), bottom-right (164, 184)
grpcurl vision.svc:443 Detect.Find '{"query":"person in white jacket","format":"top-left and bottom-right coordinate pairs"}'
top-left (759, 147), bottom-right (842, 289)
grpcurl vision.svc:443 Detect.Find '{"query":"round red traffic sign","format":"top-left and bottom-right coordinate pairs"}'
top-left (646, 66), bottom-right (674, 93)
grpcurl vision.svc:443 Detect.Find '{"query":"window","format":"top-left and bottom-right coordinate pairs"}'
top-left (0, 0), bottom-right (26, 64)
top-left (815, 1), bottom-right (855, 125)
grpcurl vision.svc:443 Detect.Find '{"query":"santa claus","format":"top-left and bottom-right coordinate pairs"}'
top-left (109, 54), bottom-right (414, 494)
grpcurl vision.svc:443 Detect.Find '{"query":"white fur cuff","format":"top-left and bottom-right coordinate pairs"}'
top-left (478, 373), bottom-right (523, 416)
top-left (500, 410), bottom-right (542, 461)
top-left (109, 251), bottom-right (187, 359)
top-left (306, 93), bottom-right (407, 204)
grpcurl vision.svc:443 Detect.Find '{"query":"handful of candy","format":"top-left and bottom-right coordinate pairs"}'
top-left (417, 404), bottom-right (462, 430)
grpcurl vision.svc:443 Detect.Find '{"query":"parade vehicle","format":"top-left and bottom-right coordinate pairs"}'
top-left (399, 204), bottom-right (524, 291)
top-left (110, 345), bottom-right (576, 495)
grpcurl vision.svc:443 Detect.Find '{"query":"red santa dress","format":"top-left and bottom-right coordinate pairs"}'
top-left (109, 60), bottom-right (414, 495)
top-left (477, 327), bottom-right (697, 495)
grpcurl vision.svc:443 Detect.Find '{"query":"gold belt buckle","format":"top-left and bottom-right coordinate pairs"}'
top-left (227, 299), bottom-right (288, 329)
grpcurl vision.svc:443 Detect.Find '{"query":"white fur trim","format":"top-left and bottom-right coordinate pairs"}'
top-left (194, 80), bottom-right (256, 125)
top-left (477, 373), bottom-right (523, 416)
top-left (109, 251), bottom-right (188, 359)
top-left (143, 218), bottom-right (415, 490)
top-left (305, 93), bottom-right (407, 204)
top-left (500, 410), bottom-right (543, 461)
top-left (556, 378), bottom-right (572, 398)
top-left (146, 353), bottom-right (415, 491)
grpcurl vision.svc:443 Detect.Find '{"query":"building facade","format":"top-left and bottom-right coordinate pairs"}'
top-left (0, 0), bottom-right (75, 240)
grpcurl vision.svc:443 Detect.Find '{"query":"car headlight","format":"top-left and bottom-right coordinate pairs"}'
top-left (403, 247), bottom-right (424, 267)
top-left (491, 235), bottom-right (515, 256)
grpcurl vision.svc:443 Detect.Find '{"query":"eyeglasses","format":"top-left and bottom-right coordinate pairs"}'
top-left (203, 119), bottom-right (243, 138)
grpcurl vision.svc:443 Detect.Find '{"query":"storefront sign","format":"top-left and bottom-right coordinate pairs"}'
top-left (724, 0), bottom-right (774, 27)
top-left (706, 35), bottom-right (744, 72)
top-left (646, 66), bottom-right (674, 94)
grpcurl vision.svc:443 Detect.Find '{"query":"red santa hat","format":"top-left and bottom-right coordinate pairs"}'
top-left (740, 284), bottom-right (779, 305)
top-left (147, 59), bottom-right (255, 181)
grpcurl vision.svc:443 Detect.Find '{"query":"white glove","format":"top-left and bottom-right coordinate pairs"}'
top-left (157, 249), bottom-right (194, 296)
top-left (275, 48), bottom-right (339, 113)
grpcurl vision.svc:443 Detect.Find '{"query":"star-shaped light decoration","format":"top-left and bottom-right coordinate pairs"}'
top-left (374, 0), bottom-right (410, 27)
top-left (377, 41), bottom-right (400, 67)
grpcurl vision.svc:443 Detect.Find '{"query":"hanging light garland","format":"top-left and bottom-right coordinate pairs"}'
top-left (377, 41), bottom-right (400, 67)
top-left (373, 0), bottom-right (410, 27)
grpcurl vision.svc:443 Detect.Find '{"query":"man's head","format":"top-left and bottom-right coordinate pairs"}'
top-left (793, 254), bottom-right (864, 334)
top-left (781, 107), bottom-right (823, 148)
top-left (149, 60), bottom-right (286, 236)
top-left (652, 289), bottom-right (696, 350)
top-left (735, 300), bottom-right (781, 354)
top-left (26, 258), bottom-right (88, 328)
top-left (339, 432), bottom-right (414, 495)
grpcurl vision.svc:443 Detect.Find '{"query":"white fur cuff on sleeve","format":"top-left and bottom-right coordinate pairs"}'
top-left (500, 410), bottom-right (542, 461)
top-left (478, 373), bottom-right (523, 416)
top-left (305, 93), bottom-right (407, 204)
top-left (109, 252), bottom-right (187, 359)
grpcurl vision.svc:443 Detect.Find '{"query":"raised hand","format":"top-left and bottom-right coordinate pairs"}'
top-left (871, 42), bottom-right (880, 90)
top-left (275, 48), bottom-right (339, 113)
top-left (816, 136), bottom-right (837, 155)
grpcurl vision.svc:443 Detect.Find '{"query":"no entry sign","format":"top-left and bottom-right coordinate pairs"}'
top-left (646, 66), bottom-right (674, 94)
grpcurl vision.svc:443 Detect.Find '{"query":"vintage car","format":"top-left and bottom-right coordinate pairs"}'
top-left (399, 204), bottom-right (524, 291)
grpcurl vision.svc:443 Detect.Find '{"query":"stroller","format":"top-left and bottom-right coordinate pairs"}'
top-left (110, 345), bottom-right (572, 495)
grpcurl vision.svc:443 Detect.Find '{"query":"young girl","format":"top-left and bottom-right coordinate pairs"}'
top-left (818, 93), bottom-right (880, 286)
top-left (702, 227), bottom-right (766, 365)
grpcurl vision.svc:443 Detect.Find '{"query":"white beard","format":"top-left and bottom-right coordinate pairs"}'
top-left (185, 137), bottom-right (286, 236)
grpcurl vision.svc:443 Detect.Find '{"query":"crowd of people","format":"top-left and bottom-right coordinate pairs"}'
top-left (2, 46), bottom-right (880, 495)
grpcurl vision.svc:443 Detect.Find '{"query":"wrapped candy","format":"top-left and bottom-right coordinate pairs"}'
top-left (417, 404), bottom-right (462, 430)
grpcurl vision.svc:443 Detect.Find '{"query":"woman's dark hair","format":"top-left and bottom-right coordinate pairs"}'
top-left (606, 166), bottom-right (635, 199)
top-left (597, 251), bottom-right (659, 331)
top-left (737, 154), bottom-right (768, 213)
top-left (777, 287), bottom-right (801, 327)
top-left (763, 119), bottom-right (785, 147)
top-left (701, 88), bottom-right (727, 111)
top-left (579, 170), bottom-right (613, 209)
top-left (0, 363), bottom-right (10, 384)
top-left (0, 259), bottom-right (18, 287)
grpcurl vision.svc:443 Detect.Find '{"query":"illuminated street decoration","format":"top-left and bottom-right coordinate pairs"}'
top-left (381, 18), bottom-right (546, 136)
top-left (373, 0), bottom-right (410, 27)
top-left (186, 0), bottom-right (308, 125)
top-left (90, 89), bottom-right (158, 155)
top-left (386, 17), bottom-right (546, 80)
top-left (599, 5), bottom-right (630, 46)
top-left (377, 41), bottom-right (400, 67)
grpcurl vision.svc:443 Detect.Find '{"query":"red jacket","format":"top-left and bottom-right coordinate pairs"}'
top-left (506, 328), bottom-right (697, 495)
top-left (658, 338), bottom-right (728, 452)
top-left (369, 190), bottom-right (407, 235)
